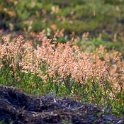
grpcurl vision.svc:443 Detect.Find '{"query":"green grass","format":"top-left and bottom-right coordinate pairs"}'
top-left (0, 65), bottom-right (123, 117)
top-left (77, 38), bottom-right (124, 56)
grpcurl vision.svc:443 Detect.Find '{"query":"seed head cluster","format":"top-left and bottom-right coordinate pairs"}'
top-left (0, 34), bottom-right (124, 92)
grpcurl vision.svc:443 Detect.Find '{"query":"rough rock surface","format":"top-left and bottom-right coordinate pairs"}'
top-left (0, 86), bottom-right (123, 124)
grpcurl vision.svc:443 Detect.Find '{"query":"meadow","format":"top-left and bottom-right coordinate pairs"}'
top-left (0, 33), bottom-right (123, 117)
top-left (0, 0), bottom-right (124, 123)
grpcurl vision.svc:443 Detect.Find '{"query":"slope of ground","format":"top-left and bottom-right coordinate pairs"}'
top-left (0, 86), bottom-right (123, 124)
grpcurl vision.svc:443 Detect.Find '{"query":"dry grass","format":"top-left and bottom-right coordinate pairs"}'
top-left (0, 33), bottom-right (123, 92)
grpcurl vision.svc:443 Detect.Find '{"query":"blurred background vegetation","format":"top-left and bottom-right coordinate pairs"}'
top-left (0, 0), bottom-right (124, 52)
top-left (0, 1), bottom-right (124, 34)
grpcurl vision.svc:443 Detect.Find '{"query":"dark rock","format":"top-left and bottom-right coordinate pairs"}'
top-left (0, 86), bottom-right (123, 124)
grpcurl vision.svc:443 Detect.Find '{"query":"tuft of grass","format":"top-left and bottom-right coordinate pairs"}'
top-left (0, 34), bottom-right (123, 117)
top-left (0, 66), bottom-right (123, 117)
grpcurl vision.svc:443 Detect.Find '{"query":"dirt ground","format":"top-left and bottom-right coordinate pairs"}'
top-left (0, 86), bottom-right (123, 124)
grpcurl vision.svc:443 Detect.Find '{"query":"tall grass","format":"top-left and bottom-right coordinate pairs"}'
top-left (0, 34), bottom-right (123, 116)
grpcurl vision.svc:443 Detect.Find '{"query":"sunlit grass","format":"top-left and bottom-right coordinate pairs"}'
top-left (0, 34), bottom-right (123, 117)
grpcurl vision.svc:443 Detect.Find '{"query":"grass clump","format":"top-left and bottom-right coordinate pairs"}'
top-left (0, 34), bottom-right (123, 117)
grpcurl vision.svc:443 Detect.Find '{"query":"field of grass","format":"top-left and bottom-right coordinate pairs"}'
top-left (0, 0), bottom-right (124, 122)
top-left (0, 34), bottom-right (124, 118)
